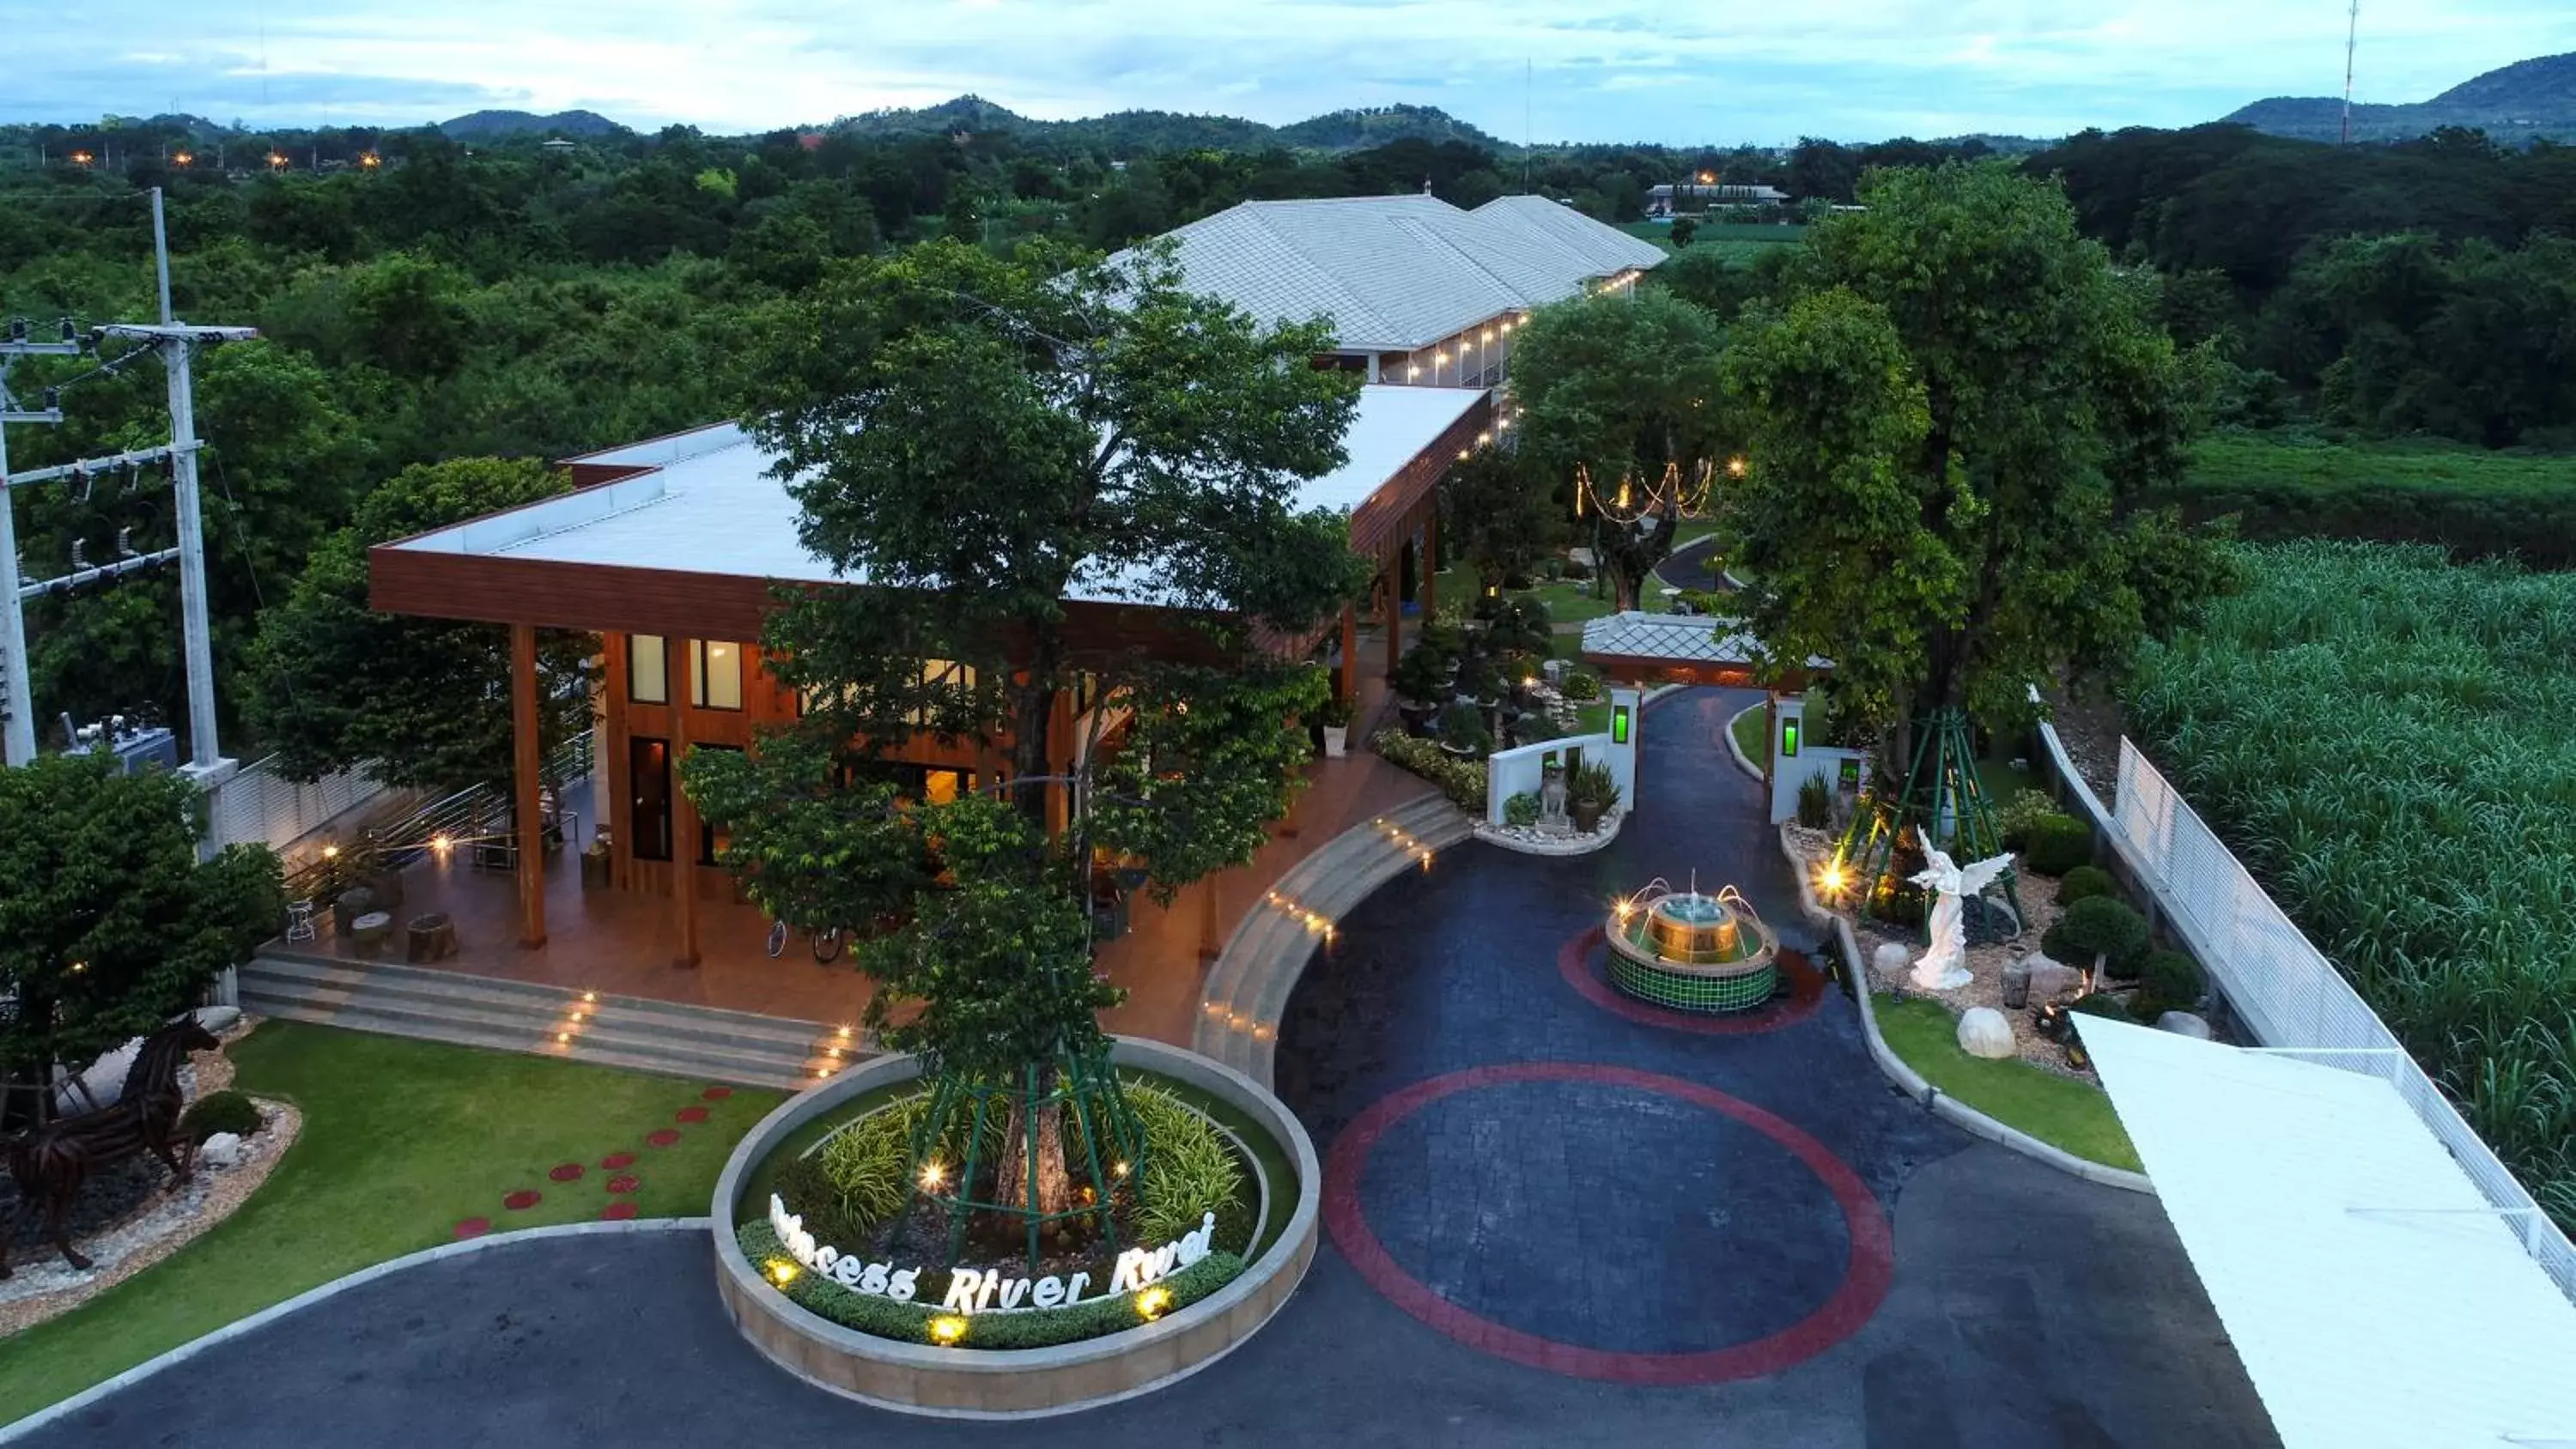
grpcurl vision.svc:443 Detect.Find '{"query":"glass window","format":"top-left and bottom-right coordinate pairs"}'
top-left (903, 659), bottom-right (975, 725)
top-left (692, 640), bottom-right (744, 711)
top-left (629, 737), bottom-right (671, 861)
top-left (629, 634), bottom-right (668, 704)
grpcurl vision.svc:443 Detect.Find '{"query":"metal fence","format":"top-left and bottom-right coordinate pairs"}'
top-left (205, 755), bottom-right (390, 854)
top-left (2044, 721), bottom-right (2576, 1301)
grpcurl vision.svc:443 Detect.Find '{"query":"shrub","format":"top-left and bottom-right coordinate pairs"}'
top-left (1559, 670), bottom-right (1601, 702)
top-left (1504, 792), bottom-right (1541, 828)
top-left (2139, 948), bottom-right (2206, 1007)
top-left (1567, 759), bottom-right (1621, 809)
top-left (738, 1219), bottom-right (1245, 1349)
top-left (2022, 814), bottom-right (2094, 876)
top-left (1560, 557), bottom-right (1592, 581)
top-left (2043, 896), bottom-right (2151, 980)
top-left (1996, 788), bottom-right (2060, 850)
top-left (1390, 644), bottom-right (1451, 705)
top-left (2055, 864), bottom-right (2116, 906)
top-left (1795, 773), bottom-right (1832, 828)
top-left (1373, 730), bottom-right (1488, 810)
top-left (179, 1089), bottom-right (262, 1144)
top-left (2068, 992), bottom-right (2130, 1023)
top-left (1121, 1079), bottom-right (1245, 1246)
top-left (1437, 701), bottom-right (1492, 756)
top-left (817, 1095), bottom-right (932, 1231)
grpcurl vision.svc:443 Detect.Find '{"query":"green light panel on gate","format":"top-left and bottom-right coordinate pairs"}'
top-left (1781, 718), bottom-right (1801, 757)
top-left (1612, 704), bottom-right (1631, 744)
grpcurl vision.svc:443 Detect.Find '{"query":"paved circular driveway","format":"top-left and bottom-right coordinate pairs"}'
top-left (15, 689), bottom-right (2276, 1449)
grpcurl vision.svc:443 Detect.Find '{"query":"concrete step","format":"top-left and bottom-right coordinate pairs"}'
top-left (240, 952), bottom-right (855, 1092)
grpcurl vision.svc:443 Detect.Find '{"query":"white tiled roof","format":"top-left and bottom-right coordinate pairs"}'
top-left (1133, 194), bottom-right (1667, 352)
top-left (390, 386), bottom-right (1483, 611)
top-left (1579, 610), bottom-right (1830, 672)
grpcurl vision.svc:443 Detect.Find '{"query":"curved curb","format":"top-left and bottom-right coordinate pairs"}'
top-left (708, 1036), bottom-right (1322, 1419)
top-left (0, 1217), bottom-right (709, 1444)
top-left (1722, 701), bottom-right (1766, 785)
top-left (1772, 827), bottom-right (2154, 1197)
top-left (1473, 809), bottom-right (1624, 856)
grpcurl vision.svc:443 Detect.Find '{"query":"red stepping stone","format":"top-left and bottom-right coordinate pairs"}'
top-left (606, 1174), bottom-right (641, 1195)
top-left (453, 1217), bottom-right (492, 1240)
top-left (549, 1162), bottom-right (586, 1183)
top-left (599, 1152), bottom-right (636, 1170)
top-left (675, 1106), bottom-right (709, 1124)
top-left (702, 1086), bottom-right (732, 1100)
top-left (502, 1190), bottom-right (543, 1210)
top-left (646, 1128), bottom-right (682, 1148)
top-left (601, 1202), bottom-right (639, 1222)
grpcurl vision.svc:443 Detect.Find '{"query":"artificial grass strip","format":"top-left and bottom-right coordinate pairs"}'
top-left (0, 1022), bottom-right (784, 1426)
top-left (1874, 996), bottom-right (2143, 1173)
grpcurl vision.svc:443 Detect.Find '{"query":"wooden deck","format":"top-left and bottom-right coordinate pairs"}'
top-left (272, 665), bottom-right (1433, 1052)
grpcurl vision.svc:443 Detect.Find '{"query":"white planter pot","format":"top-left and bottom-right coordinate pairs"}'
top-left (1321, 725), bottom-right (1349, 759)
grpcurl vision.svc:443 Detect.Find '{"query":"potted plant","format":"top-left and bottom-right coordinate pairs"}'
top-left (1391, 646), bottom-right (1450, 735)
top-left (1437, 701), bottom-right (1492, 759)
top-left (1457, 656), bottom-right (1506, 708)
top-left (1566, 759), bottom-right (1622, 833)
top-left (1316, 694), bottom-right (1356, 758)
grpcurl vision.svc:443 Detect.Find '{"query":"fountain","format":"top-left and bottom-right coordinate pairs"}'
top-left (1604, 877), bottom-right (1780, 1013)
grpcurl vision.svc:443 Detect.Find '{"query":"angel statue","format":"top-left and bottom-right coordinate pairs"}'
top-left (1906, 846), bottom-right (2016, 991)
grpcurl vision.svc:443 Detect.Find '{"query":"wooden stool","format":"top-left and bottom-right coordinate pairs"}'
top-left (351, 911), bottom-right (394, 960)
top-left (406, 912), bottom-right (458, 963)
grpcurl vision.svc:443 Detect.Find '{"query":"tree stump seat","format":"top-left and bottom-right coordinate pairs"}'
top-left (350, 911), bottom-right (395, 959)
top-left (405, 912), bottom-right (458, 963)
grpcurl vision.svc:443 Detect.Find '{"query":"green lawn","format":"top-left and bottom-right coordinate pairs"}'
top-left (0, 1022), bottom-right (786, 1425)
top-left (1729, 700), bottom-right (1768, 770)
top-left (1873, 997), bottom-right (2142, 1173)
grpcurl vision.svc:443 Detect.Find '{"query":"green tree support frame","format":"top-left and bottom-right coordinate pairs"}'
top-left (901, 1046), bottom-right (1151, 1272)
top-left (1832, 707), bottom-right (2023, 930)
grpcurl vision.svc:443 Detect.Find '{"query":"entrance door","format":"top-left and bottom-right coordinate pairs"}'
top-left (630, 737), bottom-right (671, 861)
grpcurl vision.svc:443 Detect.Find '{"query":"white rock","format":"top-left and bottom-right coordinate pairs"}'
top-left (198, 1132), bottom-right (244, 1168)
top-left (53, 1037), bottom-right (142, 1113)
top-left (193, 1004), bottom-right (243, 1034)
top-left (1873, 942), bottom-right (1912, 979)
top-left (2155, 1011), bottom-right (2213, 1040)
top-left (1957, 1007), bottom-right (2018, 1059)
top-left (2025, 955), bottom-right (2086, 1000)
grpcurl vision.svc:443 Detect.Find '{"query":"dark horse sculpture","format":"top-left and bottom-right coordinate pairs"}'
top-left (1, 1018), bottom-right (219, 1277)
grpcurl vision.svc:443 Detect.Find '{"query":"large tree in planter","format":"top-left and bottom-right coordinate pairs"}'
top-left (0, 754), bottom-right (282, 1131)
top-left (246, 458), bottom-right (595, 798)
top-left (1508, 289), bottom-right (1730, 613)
top-left (1718, 162), bottom-right (2234, 813)
top-left (735, 236), bottom-right (1369, 825)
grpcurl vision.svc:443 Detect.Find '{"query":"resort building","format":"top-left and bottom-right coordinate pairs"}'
top-left (1135, 194), bottom-right (1666, 387)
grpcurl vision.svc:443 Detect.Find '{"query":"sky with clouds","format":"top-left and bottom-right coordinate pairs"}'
top-left (7, 1), bottom-right (2572, 143)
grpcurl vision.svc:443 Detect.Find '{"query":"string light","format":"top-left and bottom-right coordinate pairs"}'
top-left (1571, 460), bottom-right (1722, 525)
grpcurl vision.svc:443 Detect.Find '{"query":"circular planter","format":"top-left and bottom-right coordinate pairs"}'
top-left (710, 1037), bottom-right (1320, 1419)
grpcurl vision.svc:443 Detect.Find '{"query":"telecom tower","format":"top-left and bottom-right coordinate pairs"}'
top-left (2341, 0), bottom-right (2362, 146)
top-left (0, 188), bottom-right (253, 795)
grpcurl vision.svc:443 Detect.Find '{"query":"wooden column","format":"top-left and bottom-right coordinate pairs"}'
top-left (602, 634), bottom-right (630, 890)
top-left (1421, 507), bottom-right (1439, 621)
top-left (511, 623), bottom-right (546, 949)
top-left (671, 638), bottom-right (701, 968)
top-left (1337, 602), bottom-right (1358, 700)
top-left (1381, 567), bottom-right (1401, 680)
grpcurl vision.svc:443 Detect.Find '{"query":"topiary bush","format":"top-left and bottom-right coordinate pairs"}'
top-left (1559, 670), bottom-right (1601, 702)
top-left (179, 1089), bottom-right (263, 1144)
top-left (1504, 792), bottom-right (1541, 828)
top-left (2043, 895), bottom-right (2151, 981)
top-left (2068, 992), bottom-right (2130, 1023)
top-left (2022, 814), bottom-right (2095, 875)
top-left (2138, 948), bottom-right (2206, 1007)
top-left (2055, 864), bottom-right (2117, 906)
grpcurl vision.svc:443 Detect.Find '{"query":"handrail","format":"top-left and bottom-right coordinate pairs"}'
top-left (281, 729), bottom-right (596, 899)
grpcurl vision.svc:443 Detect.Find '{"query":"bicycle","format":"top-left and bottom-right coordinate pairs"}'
top-left (765, 918), bottom-right (845, 963)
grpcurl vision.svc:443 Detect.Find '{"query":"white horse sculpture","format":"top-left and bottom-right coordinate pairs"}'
top-left (1907, 847), bottom-right (2015, 991)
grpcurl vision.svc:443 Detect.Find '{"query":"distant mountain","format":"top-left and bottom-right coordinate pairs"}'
top-left (440, 109), bottom-right (626, 140)
top-left (833, 94), bottom-right (1505, 155)
top-left (2224, 51), bottom-right (2576, 143)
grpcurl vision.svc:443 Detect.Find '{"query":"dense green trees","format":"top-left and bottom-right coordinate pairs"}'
top-left (1720, 164), bottom-right (2230, 753)
top-left (0, 754), bottom-right (281, 1129)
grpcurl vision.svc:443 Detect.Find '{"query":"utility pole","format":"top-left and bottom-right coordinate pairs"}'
top-left (0, 325), bottom-right (80, 767)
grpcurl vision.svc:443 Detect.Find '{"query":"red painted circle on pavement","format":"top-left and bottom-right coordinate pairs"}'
top-left (1323, 1061), bottom-right (1892, 1385)
top-left (601, 1202), bottom-right (640, 1221)
top-left (600, 1152), bottom-right (636, 1170)
top-left (702, 1086), bottom-right (732, 1100)
top-left (607, 1174), bottom-right (641, 1195)
top-left (549, 1162), bottom-right (586, 1183)
top-left (453, 1217), bottom-right (492, 1240)
top-left (675, 1106), bottom-right (709, 1124)
top-left (646, 1129), bottom-right (682, 1148)
top-left (1557, 927), bottom-right (1826, 1036)
top-left (502, 1190), bottom-right (543, 1211)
